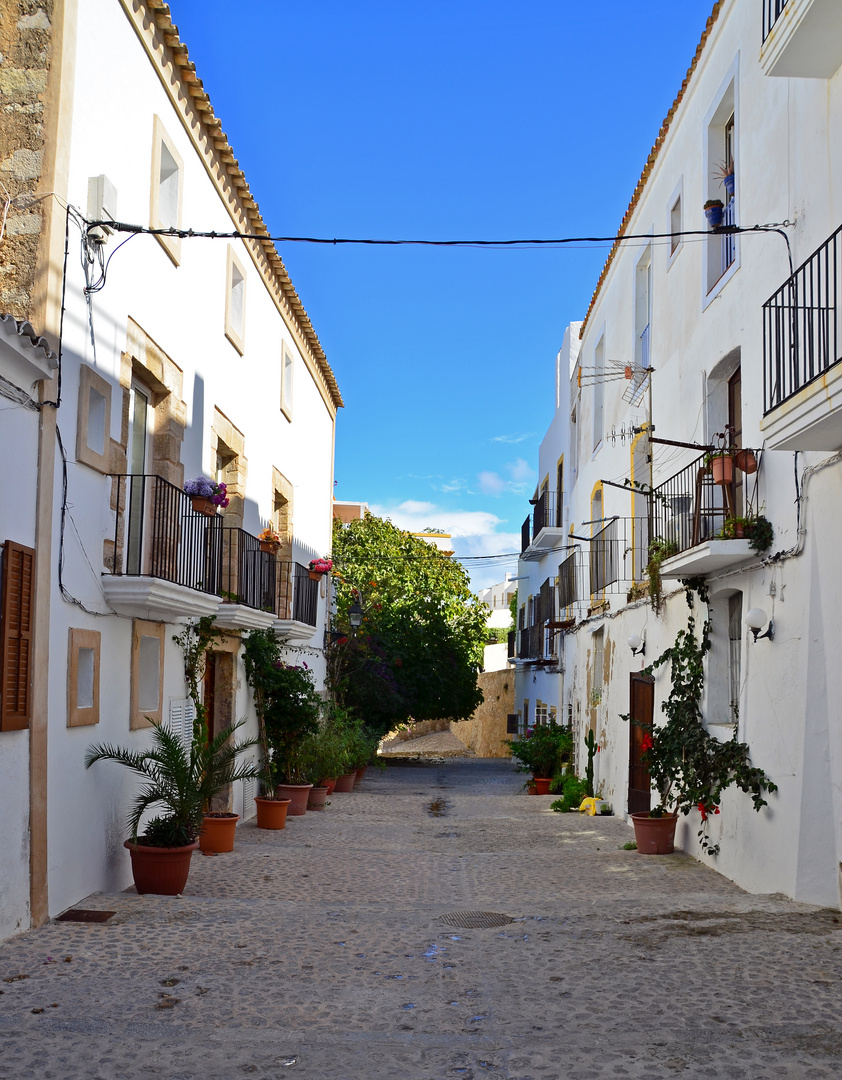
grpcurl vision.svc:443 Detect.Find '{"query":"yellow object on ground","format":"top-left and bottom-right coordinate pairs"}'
top-left (577, 797), bottom-right (601, 816)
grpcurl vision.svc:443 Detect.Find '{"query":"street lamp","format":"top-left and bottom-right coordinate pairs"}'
top-left (349, 599), bottom-right (364, 633)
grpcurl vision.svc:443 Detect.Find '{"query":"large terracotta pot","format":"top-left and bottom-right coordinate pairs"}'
top-left (199, 812), bottom-right (239, 853)
top-left (734, 448), bottom-right (757, 475)
top-left (532, 777), bottom-right (553, 795)
top-left (630, 812), bottom-right (678, 855)
top-left (255, 796), bottom-right (291, 830)
top-left (354, 766), bottom-right (367, 784)
top-left (259, 540), bottom-right (279, 555)
top-left (308, 786), bottom-right (329, 811)
top-left (320, 778), bottom-right (337, 795)
top-left (124, 839), bottom-right (198, 895)
top-left (274, 783), bottom-right (313, 816)
top-left (710, 454), bottom-right (734, 485)
top-left (333, 773), bottom-right (357, 793)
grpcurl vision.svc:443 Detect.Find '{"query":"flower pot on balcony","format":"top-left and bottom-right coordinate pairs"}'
top-left (710, 454), bottom-right (734, 485)
top-left (734, 449), bottom-right (757, 475)
top-left (722, 174), bottom-right (735, 199)
top-left (704, 200), bottom-right (724, 228)
top-left (308, 570), bottom-right (323, 581)
top-left (191, 496), bottom-right (217, 517)
top-left (259, 540), bottom-right (279, 555)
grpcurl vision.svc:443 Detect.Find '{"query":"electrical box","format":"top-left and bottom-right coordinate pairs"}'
top-left (86, 175), bottom-right (118, 233)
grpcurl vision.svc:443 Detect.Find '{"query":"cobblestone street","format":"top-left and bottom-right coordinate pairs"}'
top-left (1, 757), bottom-right (841, 1080)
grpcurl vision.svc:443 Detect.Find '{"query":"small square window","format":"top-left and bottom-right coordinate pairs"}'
top-left (130, 620), bottom-right (165, 729)
top-left (280, 342), bottom-right (294, 420)
top-left (67, 628), bottom-right (100, 727)
top-left (76, 365), bottom-right (112, 473)
top-left (150, 116), bottom-right (183, 266)
top-left (224, 246), bottom-right (247, 354)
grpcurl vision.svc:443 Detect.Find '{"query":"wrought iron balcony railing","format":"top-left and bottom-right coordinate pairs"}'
top-left (762, 0), bottom-right (789, 43)
top-left (650, 454), bottom-right (734, 556)
top-left (108, 474), bottom-right (223, 595)
top-left (292, 562), bottom-right (319, 626)
top-left (521, 515), bottom-right (531, 554)
top-left (532, 489), bottom-right (563, 536)
top-left (763, 223), bottom-right (842, 414)
top-left (220, 528), bottom-right (277, 612)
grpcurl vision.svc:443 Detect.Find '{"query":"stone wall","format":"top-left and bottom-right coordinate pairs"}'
top-left (0, 1), bottom-right (54, 318)
top-left (450, 669), bottom-right (514, 758)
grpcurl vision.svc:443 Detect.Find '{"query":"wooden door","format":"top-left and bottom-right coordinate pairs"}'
top-left (203, 652), bottom-right (217, 744)
top-left (628, 672), bottom-right (654, 814)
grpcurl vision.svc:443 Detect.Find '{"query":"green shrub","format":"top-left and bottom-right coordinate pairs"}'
top-left (550, 774), bottom-right (589, 812)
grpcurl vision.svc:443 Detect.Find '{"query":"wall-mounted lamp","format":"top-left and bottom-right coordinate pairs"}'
top-left (348, 599), bottom-right (364, 633)
top-left (746, 607), bottom-right (774, 642)
top-left (627, 632), bottom-right (646, 657)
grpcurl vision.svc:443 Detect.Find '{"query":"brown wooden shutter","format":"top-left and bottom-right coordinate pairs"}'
top-left (1, 539), bottom-right (35, 731)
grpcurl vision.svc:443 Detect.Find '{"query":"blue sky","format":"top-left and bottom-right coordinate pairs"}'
top-left (170, 0), bottom-right (715, 589)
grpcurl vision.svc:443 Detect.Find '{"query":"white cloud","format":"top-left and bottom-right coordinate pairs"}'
top-left (478, 471), bottom-right (507, 497)
top-left (476, 458), bottom-right (535, 497)
top-left (507, 457), bottom-right (534, 484)
top-left (491, 433), bottom-right (534, 445)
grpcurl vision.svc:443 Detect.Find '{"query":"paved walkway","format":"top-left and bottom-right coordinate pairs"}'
top-left (1, 758), bottom-right (841, 1079)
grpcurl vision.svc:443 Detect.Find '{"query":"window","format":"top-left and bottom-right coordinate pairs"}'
top-left (224, 246), bottom-right (247, 354)
top-left (280, 342), bottom-right (294, 420)
top-left (704, 65), bottom-right (738, 299)
top-left (728, 593), bottom-right (742, 721)
top-left (130, 620), bottom-right (165, 729)
top-left (634, 247), bottom-right (652, 372)
top-left (76, 364), bottom-right (112, 473)
top-left (592, 335), bottom-right (605, 452)
top-left (670, 195), bottom-right (681, 255)
top-left (150, 116), bottom-right (183, 266)
top-left (592, 628), bottom-right (605, 707)
top-left (67, 628), bottom-right (100, 727)
top-left (0, 540), bottom-right (34, 732)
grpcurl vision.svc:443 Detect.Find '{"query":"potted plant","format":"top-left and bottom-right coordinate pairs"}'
top-left (646, 537), bottom-right (678, 614)
top-left (704, 199), bottom-right (724, 228)
top-left (84, 720), bottom-right (262, 892)
top-left (300, 720), bottom-right (350, 808)
top-left (258, 526), bottom-right (281, 554)
top-left (503, 721), bottom-right (572, 794)
top-left (733, 448), bottom-right (757, 474)
top-left (184, 476), bottom-right (230, 516)
top-left (720, 516), bottom-right (749, 540)
top-left (715, 157), bottom-right (735, 199)
top-left (704, 449), bottom-right (734, 486)
top-left (243, 629), bottom-right (321, 815)
top-left (308, 556), bottom-right (333, 580)
top-left (625, 581), bottom-right (777, 856)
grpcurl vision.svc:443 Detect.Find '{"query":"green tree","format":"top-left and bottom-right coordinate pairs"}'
top-left (329, 513), bottom-right (487, 737)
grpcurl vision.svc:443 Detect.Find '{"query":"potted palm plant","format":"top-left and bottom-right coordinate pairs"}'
top-left (85, 720), bottom-right (262, 893)
top-left (503, 722), bottom-right (572, 794)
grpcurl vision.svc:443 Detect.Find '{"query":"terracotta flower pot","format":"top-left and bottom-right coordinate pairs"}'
top-left (308, 570), bottom-right (323, 581)
top-left (274, 783), bottom-right (313, 815)
top-left (527, 782), bottom-right (538, 795)
top-left (199, 812), bottom-right (239, 853)
top-left (734, 448), bottom-right (757, 475)
top-left (259, 540), bottom-right (279, 554)
top-left (355, 766), bottom-right (367, 784)
top-left (532, 776), bottom-right (553, 795)
top-left (124, 839), bottom-right (198, 895)
top-left (710, 455), bottom-right (734, 485)
top-left (320, 778), bottom-right (337, 795)
top-left (255, 796), bottom-right (291, 829)
top-left (333, 773), bottom-right (357, 793)
top-left (307, 786), bottom-right (329, 810)
top-left (630, 811), bottom-right (678, 855)
top-left (191, 495), bottom-right (217, 517)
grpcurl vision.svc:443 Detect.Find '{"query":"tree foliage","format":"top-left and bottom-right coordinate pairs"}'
top-left (329, 513), bottom-right (487, 736)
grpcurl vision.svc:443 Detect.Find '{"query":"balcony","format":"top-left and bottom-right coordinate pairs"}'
top-left (214, 529), bottom-right (278, 631)
top-left (521, 490), bottom-right (566, 561)
top-left (273, 561), bottom-right (320, 641)
top-left (102, 474), bottom-right (224, 622)
top-left (761, 225), bottom-right (842, 450)
top-left (650, 455), bottom-right (757, 578)
top-left (761, 0), bottom-right (842, 79)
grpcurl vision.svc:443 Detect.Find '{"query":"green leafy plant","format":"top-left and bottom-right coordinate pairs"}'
top-left (621, 840), bottom-right (638, 851)
top-left (584, 729), bottom-right (597, 797)
top-left (172, 617), bottom-right (225, 746)
top-left (84, 720), bottom-right (262, 846)
top-left (504, 722), bottom-right (572, 779)
top-left (550, 775), bottom-right (588, 812)
top-left (623, 580), bottom-right (777, 855)
top-left (746, 514), bottom-right (773, 554)
top-left (646, 537), bottom-right (678, 614)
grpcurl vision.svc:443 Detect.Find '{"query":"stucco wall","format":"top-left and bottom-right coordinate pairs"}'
top-left (450, 670), bottom-right (514, 758)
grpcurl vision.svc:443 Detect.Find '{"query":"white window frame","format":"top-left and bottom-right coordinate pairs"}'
top-left (224, 245), bottom-right (247, 354)
top-left (150, 115), bottom-right (184, 267)
top-left (592, 331), bottom-right (606, 455)
top-left (702, 57), bottom-right (740, 310)
top-left (280, 341), bottom-right (294, 421)
top-left (667, 176), bottom-right (684, 269)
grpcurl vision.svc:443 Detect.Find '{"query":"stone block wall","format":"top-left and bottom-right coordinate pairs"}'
top-left (450, 669), bottom-right (514, 758)
top-left (0, 1), bottom-right (54, 318)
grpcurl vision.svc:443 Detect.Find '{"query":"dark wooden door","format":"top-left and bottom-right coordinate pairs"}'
top-left (628, 672), bottom-right (654, 814)
top-left (203, 652), bottom-right (217, 743)
top-left (729, 366), bottom-right (743, 516)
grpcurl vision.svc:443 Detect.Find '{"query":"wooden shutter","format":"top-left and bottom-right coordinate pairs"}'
top-left (1, 540), bottom-right (35, 731)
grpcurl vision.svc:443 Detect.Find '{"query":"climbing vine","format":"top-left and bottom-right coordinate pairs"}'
top-left (626, 577), bottom-right (777, 855)
top-left (172, 616), bottom-right (225, 746)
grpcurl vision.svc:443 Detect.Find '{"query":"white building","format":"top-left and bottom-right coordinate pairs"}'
top-left (514, 0), bottom-right (842, 907)
top-left (0, 0), bottom-right (342, 940)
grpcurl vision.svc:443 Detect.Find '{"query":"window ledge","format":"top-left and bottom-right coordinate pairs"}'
top-left (761, 0), bottom-right (842, 78)
top-left (759, 358), bottom-right (842, 451)
top-left (101, 576), bottom-right (220, 623)
top-left (273, 618), bottom-right (318, 640)
top-left (660, 540), bottom-right (756, 579)
top-left (214, 603), bottom-right (276, 631)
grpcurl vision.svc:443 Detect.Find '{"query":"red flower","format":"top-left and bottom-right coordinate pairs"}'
top-left (641, 733), bottom-right (654, 752)
top-left (697, 801), bottom-right (708, 821)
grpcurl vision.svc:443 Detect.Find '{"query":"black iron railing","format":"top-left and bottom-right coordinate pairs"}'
top-left (763, 0), bottom-right (789, 43)
top-left (220, 529), bottom-right (277, 611)
top-left (763, 224), bottom-right (842, 414)
top-left (558, 551), bottom-right (578, 609)
top-left (521, 516), bottom-right (531, 554)
top-left (533, 489), bottom-right (561, 536)
top-left (650, 454), bottom-right (734, 556)
top-left (292, 562), bottom-right (319, 626)
top-left (590, 518), bottom-right (620, 595)
top-left (108, 474), bottom-right (222, 595)
top-left (507, 630), bottom-right (516, 659)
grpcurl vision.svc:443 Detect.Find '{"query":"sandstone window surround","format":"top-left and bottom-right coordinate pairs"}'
top-left (75, 364), bottom-right (113, 474)
top-left (130, 619), bottom-right (165, 730)
top-left (280, 341), bottom-right (294, 421)
top-left (67, 628), bottom-right (100, 728)
top-left (150, 115), bottom-right (184, 267)
top-left (211, 407), bottom-right (247, 529)
top-left (224, 245), bottom-right (247, 355)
